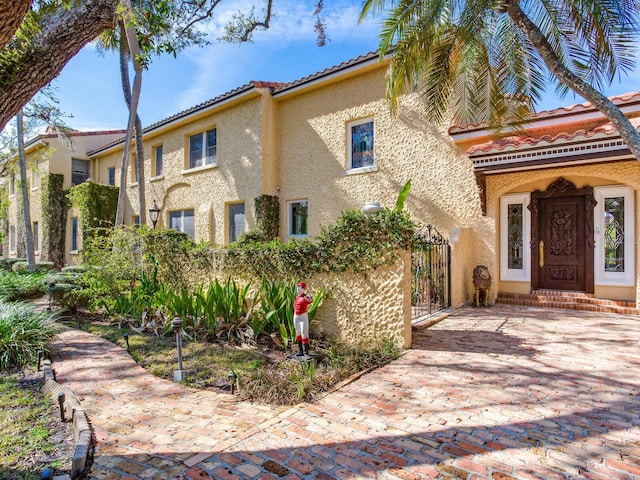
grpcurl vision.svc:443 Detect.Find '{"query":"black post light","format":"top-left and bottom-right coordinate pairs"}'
top-left (149, 200), bottom-right (161, 229)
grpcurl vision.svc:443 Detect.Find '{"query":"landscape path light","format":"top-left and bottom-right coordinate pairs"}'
top-left (172, 317), bottom-right (186, 382)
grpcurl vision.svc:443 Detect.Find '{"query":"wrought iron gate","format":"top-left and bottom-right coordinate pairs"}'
top-left (412, 224), bottom-right (451, 320)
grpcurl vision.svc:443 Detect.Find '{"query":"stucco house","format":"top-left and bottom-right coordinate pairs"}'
top-left (5, 52), bottom-right (640, 316)
top-left (6, 128), bottom-right (125, 261)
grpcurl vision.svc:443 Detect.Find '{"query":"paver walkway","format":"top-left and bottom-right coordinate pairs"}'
top-left (50, 305), bottom-right (640, 480)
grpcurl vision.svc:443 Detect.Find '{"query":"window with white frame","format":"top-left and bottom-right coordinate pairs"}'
top-left (228, 203), bottom-right (245, 243)
top-left (71, 158), bottom-right (90, 186)
top-left (288, 200), bottom-right (308, 238)
top-left (189, 128), bottom-right (217, 169)
top-left (500, 193), bottom-right (531, 282)
top-left (594, 185), bottom-right (635, 286)
top-left (71, 217), bottom-right (79, 252)
top-left (33, 222), bottom-right (39, 252)
top-left (153, 144), bottom-right (163, 177)
top-left (169, 209), bottom-right (195, 239)
top-left (107, 167), bottom-right (116, 186)
top-left (348, 118), bottom-right (374, 170)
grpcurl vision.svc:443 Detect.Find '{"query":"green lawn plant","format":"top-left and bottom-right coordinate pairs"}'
top-left (0, 270), bottom-right (47, 302)
top-left (0, 301), bottom-right (59, 371)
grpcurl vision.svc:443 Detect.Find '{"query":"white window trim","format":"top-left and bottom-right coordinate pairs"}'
top-left (500, 193), bottom-right (531, 282)
top-left (288, 199), bottom-right (309, 239)
top-left (187, 129), bottom-right (217, 170)
top-left (347, 117), bottom-right (375, 172)
top-left (594, 185), bottom-right (635, 286)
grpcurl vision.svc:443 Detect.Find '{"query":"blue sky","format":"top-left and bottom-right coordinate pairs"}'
top-left (52, 0), bottom-right (640, 132)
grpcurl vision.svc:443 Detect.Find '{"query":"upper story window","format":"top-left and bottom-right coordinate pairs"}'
top-left (107, 167), bottom-right (116, 186)
top-left (288, 200), bottom-right (308, 238)
top-left (71, 158), bottom-right (90, 186)
top-left (348, 118), bottom-right (374, 170)
top-left (189, 128), bottom-right (217, 169)
top-left (153, 145), bottom-right (163, 177)
top-left (10, 173), bottom-right (15, 196)
top-left (228, 202), bottom-right (245, 243)
top-left (130, 153), bottom-right (137, 183)
top-left (32, 162), bottom-right (40, 189)
top-left (169, 209), bottom-right (195, 239)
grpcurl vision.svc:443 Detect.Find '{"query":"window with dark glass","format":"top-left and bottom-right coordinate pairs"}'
top-left (189, 128), bottom-right (217, 169)
top-left (108, 167), bottom-right (116, 186)
top-left (290, 201), bottom-right (308, 236)
top-left (154, 145), bottom-right (163, 176)
top-left (71, 217), bottom-right (79, 251)
top-left (10, 173), bottom-right (15, 195)
top-left (604, 197), bottom-right (625, 272)
top-left (228, 203), bottom-right (245, 243)
top-left (507, 203), bottom-right (524, 269)
top-left (33, 222), bottom-right (39, 252)
top-left (169, 209), bottom-right (195, 238)
top-left (350, 120), bottom-right (374, 169)
top-left (71, 159), bottom-right (90, 186)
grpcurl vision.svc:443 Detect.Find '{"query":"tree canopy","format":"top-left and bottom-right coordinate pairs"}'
top-left (361, 0), bottom-right (640, 157)
top-left (0, 0), bottom-right (300, 134)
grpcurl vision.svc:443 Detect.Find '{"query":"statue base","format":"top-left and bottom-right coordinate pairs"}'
top-left (286, 352), bottom-right (321, 362)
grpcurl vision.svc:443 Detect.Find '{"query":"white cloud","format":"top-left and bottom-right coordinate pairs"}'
top-left (171, 0), bottom-right (382, 114)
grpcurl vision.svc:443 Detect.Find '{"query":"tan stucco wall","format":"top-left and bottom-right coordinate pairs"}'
top-left (95, 94), bottom-right (266, 245)
top-left (486, 161), bottom-right (640, 303)
top-left (274, 65), bottom-right (487, 307)
top-left (311, 250), bottom-right (412, 349)
top-left (4, 132), bottom-right (124, 265)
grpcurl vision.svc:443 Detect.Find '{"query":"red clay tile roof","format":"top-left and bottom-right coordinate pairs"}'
top-left (468, 116), bottom-right (640, 154)
top-left (449, 91), bottom-right (640, 135)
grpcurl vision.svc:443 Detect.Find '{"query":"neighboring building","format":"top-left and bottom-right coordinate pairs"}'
top-left (5, 52), bottom-right (640, 312)
top-left (4, 128), bottom-right (125, 262)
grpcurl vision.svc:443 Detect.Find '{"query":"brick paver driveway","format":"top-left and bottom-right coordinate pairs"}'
top-left (51, 305), bottom-right (640, 479)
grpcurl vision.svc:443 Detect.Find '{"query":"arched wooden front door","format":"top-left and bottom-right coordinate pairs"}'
top-left (529, 178), bottom-right (597, 293)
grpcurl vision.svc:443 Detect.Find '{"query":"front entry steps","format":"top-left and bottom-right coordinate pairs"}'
top-left (496, 290), bottom-right (638, 315)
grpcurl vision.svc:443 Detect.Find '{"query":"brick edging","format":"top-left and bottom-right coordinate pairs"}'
top-left (41, 359), bottom-right (92, 479)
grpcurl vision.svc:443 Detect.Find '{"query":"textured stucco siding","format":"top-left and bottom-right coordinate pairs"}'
top-left (486, 161), bottom-right (640, 303)
top-left (96, 96), bottom-right (265, 245)
top-left (310, 250), bottom-right (412, 348)
top-left (275, 66), bottom-right (486, 307)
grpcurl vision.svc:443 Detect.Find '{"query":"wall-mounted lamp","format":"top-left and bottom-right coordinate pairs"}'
top-left (149, 200), bottom-right (161, 229)
top-left (362, 201), bottom-right (384, 217)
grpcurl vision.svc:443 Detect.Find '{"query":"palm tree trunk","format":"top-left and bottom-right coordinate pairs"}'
top-left (114, 3), bottom-right (145, 226)
top-left (16, 110), bottom-right (35, 272)
top-left (505, 0), bottom-right (640, 160)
